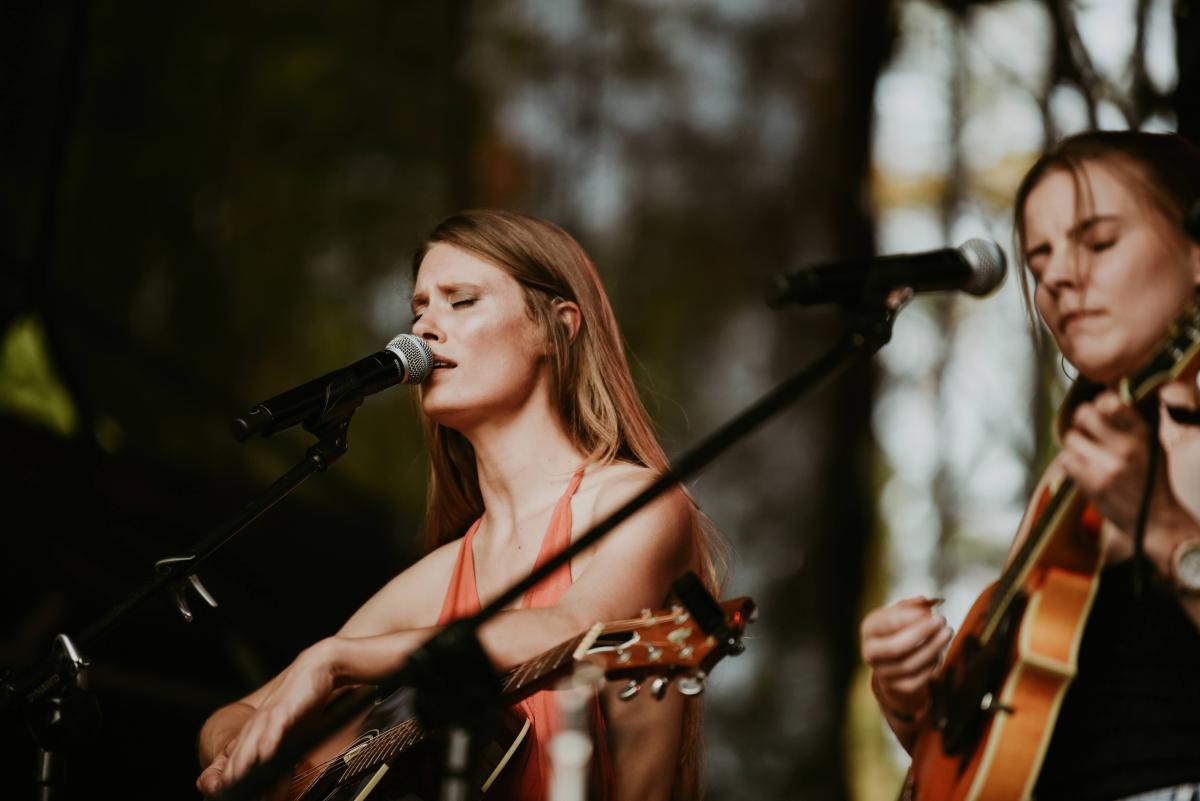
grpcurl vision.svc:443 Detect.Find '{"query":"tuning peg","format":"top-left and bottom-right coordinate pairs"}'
top-left (618, 680), bottom-right (641, 701)
top-left (650, 676), bottom-right (669, 700)
top-left (676, 673), bottom-right (706, 697)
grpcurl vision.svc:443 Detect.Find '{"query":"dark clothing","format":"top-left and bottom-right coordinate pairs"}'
top-left (1035, 558), bottom-right (1200, 801)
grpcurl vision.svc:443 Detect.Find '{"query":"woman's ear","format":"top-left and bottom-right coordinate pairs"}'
top-left (554, 298), bottom-right (582, 344)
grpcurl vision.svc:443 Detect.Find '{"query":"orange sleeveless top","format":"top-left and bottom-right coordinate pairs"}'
top-left (436, 469), bottom-right (614, 801)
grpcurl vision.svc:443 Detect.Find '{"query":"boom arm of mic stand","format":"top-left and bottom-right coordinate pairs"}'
top-left (216, 294), bottom-right (905, 801)
top-left (2, 412), bottom-right (359, 718)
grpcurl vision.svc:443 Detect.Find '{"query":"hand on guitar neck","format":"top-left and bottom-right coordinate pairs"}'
top-left (1059, 385), bottom-right (1200, 628)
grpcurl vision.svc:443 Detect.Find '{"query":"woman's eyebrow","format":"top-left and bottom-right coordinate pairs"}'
top-left (1024, 241), bottom-right (1050, 261)
top-left (410, 282), bottom-right (485, 311)
top-left (1069, 214), bottom-right (1121, 238)
top-left (439, 281), bottom-right (484, 295)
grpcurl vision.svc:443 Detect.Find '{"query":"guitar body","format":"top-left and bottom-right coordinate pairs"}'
top-left (295, 688), bottom-right (532, 801)
top-left (910, 499), bottom-right (1105, 801)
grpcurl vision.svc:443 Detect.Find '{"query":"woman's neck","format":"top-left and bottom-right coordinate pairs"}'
top-left (463, 395), bottom-right (587, 538)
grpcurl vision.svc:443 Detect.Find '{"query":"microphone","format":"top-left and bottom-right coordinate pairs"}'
top-left (766, 238), bottom-right (1006, 307)
top-left (231, 333), bottom-right (433, 441)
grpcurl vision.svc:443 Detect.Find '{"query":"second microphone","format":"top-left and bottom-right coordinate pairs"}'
top-left (767, 239), bottom-right (1006, 307)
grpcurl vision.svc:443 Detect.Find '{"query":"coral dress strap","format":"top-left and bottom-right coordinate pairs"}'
top-left (522, 468), bottom-right (586, 610)
top-left (436, 518), bottom-right (483, 626)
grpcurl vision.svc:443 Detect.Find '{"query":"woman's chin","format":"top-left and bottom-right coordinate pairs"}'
top-left (1070, 350), bottom-right (1145, 387)
top-left (420, 399), bottom-right (477, 430)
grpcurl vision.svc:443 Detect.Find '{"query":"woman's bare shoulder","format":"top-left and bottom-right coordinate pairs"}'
top-left (560, 461), bottom-right (697, 614)
top-left (578, 461), bottom-right (694, 540)
top-left (582, 461), bottom-right (669, 503)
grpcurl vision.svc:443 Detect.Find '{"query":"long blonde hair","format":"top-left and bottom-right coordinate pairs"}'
top-left (412, 209), bottom-right (722, 798)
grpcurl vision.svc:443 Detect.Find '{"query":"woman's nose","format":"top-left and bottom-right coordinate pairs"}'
top-left (411, 313), bottom-right (444, 342)
top-left (1040, 249), bottom-right (1080, 293)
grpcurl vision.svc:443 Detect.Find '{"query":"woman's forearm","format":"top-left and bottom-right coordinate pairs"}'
top-left (324, 606), bottom-right (588, 687)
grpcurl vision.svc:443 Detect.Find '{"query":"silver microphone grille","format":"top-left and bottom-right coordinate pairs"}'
top-left (957, 238), bottom-right (1007, 296)
top-left (386, 334), bottom-right (433, 384)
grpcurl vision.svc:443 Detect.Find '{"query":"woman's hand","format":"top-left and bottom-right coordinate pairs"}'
top-left (1060, 391), bottom-right (1157, 550)
top-left (196, 738), bottom-right (233, 798)
top-left (1061, 389), bottom-right (1198, 565)
top-left (860, 596), bottom-right (951, 747)
top-left (207, 639), bottom-right (340, 796)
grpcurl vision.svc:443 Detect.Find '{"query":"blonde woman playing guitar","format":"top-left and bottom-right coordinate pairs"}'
top-left (862, 131), bottom-right (1200, 801)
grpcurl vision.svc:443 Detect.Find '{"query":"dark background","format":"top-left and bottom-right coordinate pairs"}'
top-left (2, 1), bottom-right (1196, 799)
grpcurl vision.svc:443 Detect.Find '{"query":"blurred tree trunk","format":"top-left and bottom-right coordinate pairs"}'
top-left (1177, 0), bottom-right (1199, 141)
top-left (761, 2), bottom-right (895, 797)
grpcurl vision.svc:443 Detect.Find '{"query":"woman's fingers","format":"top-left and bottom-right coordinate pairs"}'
top-left (196, 753), bottom-right (228, 797)
top-left (226, 709), bottom-right (288, 786)
top-left (873, 622), bottom-right (953, 680)
top-left (861, 596), bottom-right (952, 718)
top-left (860, 596), bottom-right (939, 639)
top-left (862, 609), bottom-right (946, 667)
top-left (1074, 392), bottom-right (1143, 437)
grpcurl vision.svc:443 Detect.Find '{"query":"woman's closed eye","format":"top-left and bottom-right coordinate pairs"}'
top-left (451, 298), bottom-right (476, 308)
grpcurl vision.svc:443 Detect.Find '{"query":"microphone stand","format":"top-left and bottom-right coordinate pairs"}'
top-left (1, 378), bottom-right (374, 800)
top-left (216, 292), bottom-right (908, 801)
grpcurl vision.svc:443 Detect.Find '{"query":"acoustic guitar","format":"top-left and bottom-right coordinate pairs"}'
top-left (905, 302), bottom-right (1200, 801)
top-left (289, 596), bottom-right (757, 801)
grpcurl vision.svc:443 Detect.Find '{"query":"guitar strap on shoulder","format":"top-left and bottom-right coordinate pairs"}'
top-left (1166, 404), bottom-right (1200, 425)
top-left (1132, 399), bottom-right (1162, 597)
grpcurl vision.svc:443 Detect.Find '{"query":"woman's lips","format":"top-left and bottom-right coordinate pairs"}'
top-left (1060, 309), bottom-right (1100, 332)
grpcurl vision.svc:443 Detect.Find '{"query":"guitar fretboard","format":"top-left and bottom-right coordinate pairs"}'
top-left (980, 478), bottom-right (1080, 645)
top-left (499, 631), bottom-right (588, 695)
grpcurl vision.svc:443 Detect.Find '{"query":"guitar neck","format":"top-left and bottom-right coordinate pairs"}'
top-left (498, 627), bottom-right (597, 699)
top-left (979, 477), bottom-right (1081, 645)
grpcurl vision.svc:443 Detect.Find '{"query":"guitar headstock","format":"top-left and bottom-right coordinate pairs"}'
top-left (1123, 300), bottom-right (1200, 404)
top-left (580, 597), bottom-right (756, 700)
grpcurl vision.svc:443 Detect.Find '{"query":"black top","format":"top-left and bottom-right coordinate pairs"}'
top-left (1034, 558), bottom-right (1200, 801)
